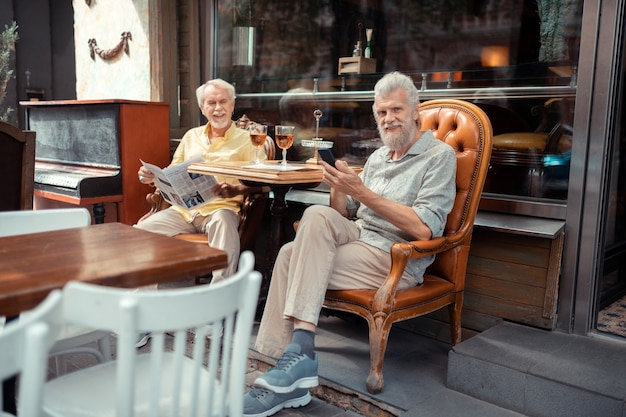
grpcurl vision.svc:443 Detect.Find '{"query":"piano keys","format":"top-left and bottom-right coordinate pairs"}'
top-left (21, 99), bottom-right (170, 225)
top-left (33, 161), bottom-right (121, 198)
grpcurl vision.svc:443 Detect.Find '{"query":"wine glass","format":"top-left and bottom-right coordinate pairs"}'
top-left (275, 125), bottom-right (295, 168)
top-left (247, 123), bottom-right (268, 166)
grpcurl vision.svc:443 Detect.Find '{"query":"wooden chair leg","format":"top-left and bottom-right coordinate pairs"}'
top-left (448, 294), bottom-right (464, 345)
top-left (366, 317), bottom-right (393, 394)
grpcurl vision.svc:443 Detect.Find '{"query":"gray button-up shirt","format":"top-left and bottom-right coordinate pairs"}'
top-left (346, 130), bottom-right (457, 283)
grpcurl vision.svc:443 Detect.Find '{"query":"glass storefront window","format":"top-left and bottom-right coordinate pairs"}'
top-left (210, 0), bottom-right (582, 204)
top-left (598, 44), bottom-right (626, 311)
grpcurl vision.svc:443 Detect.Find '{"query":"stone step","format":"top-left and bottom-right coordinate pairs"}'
top-left (447, 322), bottom-right (626, 417)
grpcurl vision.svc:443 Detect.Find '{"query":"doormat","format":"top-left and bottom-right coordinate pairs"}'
top-left (597, 295), bottom-right (626, 338)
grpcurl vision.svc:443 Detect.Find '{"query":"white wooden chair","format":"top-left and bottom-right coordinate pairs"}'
top-left (41, 251), bottom-right (262, 417)
top-left (0, 208), bottom-right (112, 373)
top-left (0, 290), bottom-right (63, 417)
top-left (0, 207), bottom-right (91, 237)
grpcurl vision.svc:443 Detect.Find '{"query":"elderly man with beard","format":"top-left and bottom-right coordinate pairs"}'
top-left (243, 71), bottom-right (457, 417)
top-left (135, 78), bottom-right (264, 284)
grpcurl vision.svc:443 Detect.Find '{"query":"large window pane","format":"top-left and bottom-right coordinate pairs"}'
top-left (212, 0), bottom-right (582, 202)
top-left (598, 43), bottom-right (626, 310)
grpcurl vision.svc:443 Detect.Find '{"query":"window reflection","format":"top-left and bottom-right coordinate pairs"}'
top-left (484, 97), bottom-right (574, 200)
top-left (212, 0), bottom-right (582, 201)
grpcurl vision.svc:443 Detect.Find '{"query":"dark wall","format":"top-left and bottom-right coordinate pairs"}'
top-left (49, 0), bottom-right (77, 101)
top-left (0, 1), bottom-right (19, 126)
top-left (2, 0), bottom-right (76, 128)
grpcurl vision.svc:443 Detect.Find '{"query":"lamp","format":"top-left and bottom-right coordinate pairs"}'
top-left (481, 46), bottom-right (509, 67)
top-left (232, 0), bottom-right (255, 66)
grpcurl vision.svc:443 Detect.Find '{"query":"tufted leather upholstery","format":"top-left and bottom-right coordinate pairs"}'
top-left (323, 99), bottom-right (493, 394)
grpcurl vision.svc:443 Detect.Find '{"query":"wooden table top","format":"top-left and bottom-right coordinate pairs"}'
top-left (188, 160), bottom-right (324, 185)
top-left (0, 222), bottom-right (228, 317)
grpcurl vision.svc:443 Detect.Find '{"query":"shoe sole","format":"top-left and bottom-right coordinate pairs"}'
top-left (244, 391), bottom-right (311, 417)
top-left (135, 334), bottom-right (151, 348)
top-left (253, 375), bottom-right (319, 393)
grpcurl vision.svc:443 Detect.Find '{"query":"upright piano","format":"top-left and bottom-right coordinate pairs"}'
top-left (21, 100), bottom-right (170, 224)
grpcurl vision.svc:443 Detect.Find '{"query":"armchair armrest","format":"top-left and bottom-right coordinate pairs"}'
top-left (139, 187), bottom-right (269, 253)
top-left (138, 189), bottom-right (168, 223)
top-left (372, 231), bottom-right (469, 312)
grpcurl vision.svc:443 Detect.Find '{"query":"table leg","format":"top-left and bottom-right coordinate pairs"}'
top-left (93, 203), bottom-right (105, 224)
top-left (254, 185), bottom-right (291, 317)
top-left (263, 185), bottom-right (291, 283)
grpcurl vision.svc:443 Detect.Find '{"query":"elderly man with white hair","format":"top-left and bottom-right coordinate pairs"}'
top-left (136, 78), bottom-right (265, 284)
top-left (244, 71), bottom-right (457, 417)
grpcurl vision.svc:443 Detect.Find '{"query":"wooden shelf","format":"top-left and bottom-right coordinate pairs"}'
top-left (338, 57), bottom-right (377, 75)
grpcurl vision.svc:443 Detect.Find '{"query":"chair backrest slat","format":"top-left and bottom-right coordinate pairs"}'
top-left (0, 291), bottom-right (63, 417)
top-left (0, 208), bottom-right (91, 237)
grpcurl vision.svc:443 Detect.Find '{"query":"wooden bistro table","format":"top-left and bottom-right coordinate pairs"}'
top-left (0, 222), bottom-right (228, 318)
top-left (0, 221), bottom-right (227, 414)
top-left (188, 160), bottom-right (323, 289)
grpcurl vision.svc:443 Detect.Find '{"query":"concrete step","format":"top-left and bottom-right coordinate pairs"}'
top-left (398, 388), bottom-right (527, 417)
top-left (447, 322), bottom-right (626, 417)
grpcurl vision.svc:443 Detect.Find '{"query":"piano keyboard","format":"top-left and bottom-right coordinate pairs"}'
top-left (35, 168), bottom-right (118, 189)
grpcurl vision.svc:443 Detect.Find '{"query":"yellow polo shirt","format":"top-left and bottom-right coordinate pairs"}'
top-left (169, 122), bottom-right (264, 222)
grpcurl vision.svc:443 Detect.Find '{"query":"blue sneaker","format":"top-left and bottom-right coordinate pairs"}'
top-left (243, 387), bottom-right (310, 417)
top-left (253, 343), bottom-right (318, 393)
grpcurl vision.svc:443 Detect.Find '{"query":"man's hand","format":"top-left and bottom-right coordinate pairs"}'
top-left (321, 159), bottom-right (364, 197)
top-left (212, 183), bottom-right (243, 198)
top-left (137, 166), bottom-right (155, 186)
top-left (321, 159), bottom-right (362, 217)
top-left (321, 159), bottom-right (432, 240)
top-left (213, 182), bottom-right (268, 199)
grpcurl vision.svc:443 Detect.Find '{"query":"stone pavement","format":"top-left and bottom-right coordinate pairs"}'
top-left (46, 310), bottom-right (525, 417)
top-left (247, 313), bottom-right (526, 417)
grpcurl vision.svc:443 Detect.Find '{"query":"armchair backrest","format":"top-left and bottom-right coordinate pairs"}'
top-left (418, 99), bottom-right (493, 287)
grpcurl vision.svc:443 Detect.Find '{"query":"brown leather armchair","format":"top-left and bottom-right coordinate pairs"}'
top-left (139, 123), bottom-right (276, 254)
top-left (0, 121), bottom-right (36, 210)
top-left (140, 184), bottom-right (269, 253)
top-left (322, 99), bottom-right (493, 394)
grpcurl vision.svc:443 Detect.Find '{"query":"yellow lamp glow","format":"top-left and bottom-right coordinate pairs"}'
top-left (481, 46), bottom-right (509, 67)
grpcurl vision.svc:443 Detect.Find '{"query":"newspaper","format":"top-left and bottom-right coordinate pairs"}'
top-left (141, 156), bottom-right (217, 210)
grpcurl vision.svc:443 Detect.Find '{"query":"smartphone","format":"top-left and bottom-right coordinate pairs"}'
top-left (318, 148), bottom-right (337, 167)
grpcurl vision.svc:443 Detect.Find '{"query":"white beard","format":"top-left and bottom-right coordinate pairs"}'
top-left (379, 120), bottom-right (415, 151)
top-left (209, 114), bottom-right (230, 130)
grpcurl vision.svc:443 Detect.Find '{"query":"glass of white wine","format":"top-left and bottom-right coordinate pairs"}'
top-left (247, 123), bottom-right (268, 166)
top-left (275, 125), bottom-right (295, 168)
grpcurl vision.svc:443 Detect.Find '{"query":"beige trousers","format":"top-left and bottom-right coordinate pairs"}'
top-left (255, 205), bottom-right (416, 358)
top-left (135, 207), bottom-right (240, 282)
